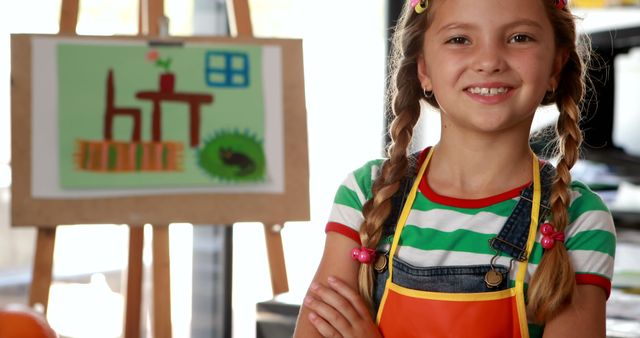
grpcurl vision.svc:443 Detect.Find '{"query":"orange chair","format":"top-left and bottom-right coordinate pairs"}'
top-left (104, 69), bottom-right (142, 142)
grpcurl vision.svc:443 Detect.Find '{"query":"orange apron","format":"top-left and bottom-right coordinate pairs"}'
top-left (375, 148), bottom-right (542, 338)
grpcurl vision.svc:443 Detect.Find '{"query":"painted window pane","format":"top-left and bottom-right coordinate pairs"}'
top-left (205, 51), bottom-right (249, 88)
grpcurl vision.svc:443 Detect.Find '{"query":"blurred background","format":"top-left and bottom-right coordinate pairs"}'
top-left (1, 0), bottom-right (640, 337)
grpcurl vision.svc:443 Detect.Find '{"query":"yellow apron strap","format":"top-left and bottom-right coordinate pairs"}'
top-left (388, 148), bottom-right (433, 280)
top-left (514, 154), bottom-right (542, 338)
top-left (376, 148), bottom-right (433, 323)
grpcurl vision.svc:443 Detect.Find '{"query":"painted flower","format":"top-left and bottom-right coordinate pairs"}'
top-left (146, 49), bottom-right (159, 61)
top-left (145, 49), bottom-right (172, 72)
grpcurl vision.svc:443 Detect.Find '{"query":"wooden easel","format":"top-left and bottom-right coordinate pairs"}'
top-left (27, 1), bottom-right (290, 337)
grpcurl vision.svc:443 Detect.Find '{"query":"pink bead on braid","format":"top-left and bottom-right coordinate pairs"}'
top-left (351, 247), bottom-right (376, 264)
top-left (540, 223), bottom-right (565, 250)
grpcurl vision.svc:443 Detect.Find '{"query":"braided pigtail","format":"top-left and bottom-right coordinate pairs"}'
top-left (528, 1), bottom-right (590, 322)
top-left (357, 2), bottom-right (429, 309)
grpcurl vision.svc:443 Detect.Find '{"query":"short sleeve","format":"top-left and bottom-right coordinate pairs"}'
top-left (325, 159), bottom-right (384, 244)
top-left (565, 181), bottom-right (617, 298)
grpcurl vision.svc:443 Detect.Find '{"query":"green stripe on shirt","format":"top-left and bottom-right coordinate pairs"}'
top-left (400, 226), bottom-right (496, 255)
top-left (566, 230), bottom-right (616, 257)
top-left (333, 185), bottom-right (362, 210)
top-left (351, 159), bottom-right (382, 201)
top-left (568, 182), bottom-right (610, 224)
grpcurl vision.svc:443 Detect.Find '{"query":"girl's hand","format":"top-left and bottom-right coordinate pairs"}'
top-left (304, 276), bottom-right (383, 338)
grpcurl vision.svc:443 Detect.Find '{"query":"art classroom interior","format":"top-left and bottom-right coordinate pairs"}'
top-left (2, 0), bottom-right (640, 337)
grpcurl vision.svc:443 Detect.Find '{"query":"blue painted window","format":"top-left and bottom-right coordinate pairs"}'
top-left (205, 51), bottom-right (250, 88)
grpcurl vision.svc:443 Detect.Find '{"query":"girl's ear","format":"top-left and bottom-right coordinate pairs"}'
top-left (549, 48), bottom-right (569, 91)
top-left (417, 54), bottom-right (433, 91)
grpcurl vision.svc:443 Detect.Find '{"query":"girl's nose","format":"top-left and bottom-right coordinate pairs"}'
top-left (472, 43), bottom-right (506, 74)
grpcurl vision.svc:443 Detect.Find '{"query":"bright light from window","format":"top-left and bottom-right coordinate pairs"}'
top-left (0, 164), bottom-right (10, 188)
top-left (47, 273), bottom-right (124, 338)
top-left (76, 0), bottom-right (138, 35)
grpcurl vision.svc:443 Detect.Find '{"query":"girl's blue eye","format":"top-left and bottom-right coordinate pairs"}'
top-left (446, 36), bottom-right (470, 45)
top-left (509, 34), bottom-right (533, 43)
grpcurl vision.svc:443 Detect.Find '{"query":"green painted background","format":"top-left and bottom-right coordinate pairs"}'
top-left (57, 42), bottom-right (265, 188)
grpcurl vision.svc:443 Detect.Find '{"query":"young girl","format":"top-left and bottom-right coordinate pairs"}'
top-left (294, 0), bottom-right (616, 337)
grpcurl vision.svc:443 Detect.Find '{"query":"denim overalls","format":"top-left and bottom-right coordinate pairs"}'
top-left (372, 149), bottom-right (555, 337)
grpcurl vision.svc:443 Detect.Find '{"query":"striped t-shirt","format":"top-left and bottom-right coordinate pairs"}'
top-left (326, 150), bottom-right (616, 336)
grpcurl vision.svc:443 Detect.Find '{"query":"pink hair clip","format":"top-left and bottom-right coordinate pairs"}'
top-left (540, 223), bottom-right (565, 250)
top-left (553, 0), bottom-right (567, 9)
top-left (410, 0), bottom-right (428, 14)
top-left (351, 247), bottom-right (376, 264)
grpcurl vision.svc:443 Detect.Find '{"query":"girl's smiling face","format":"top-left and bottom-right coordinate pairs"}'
top-left (418, 0), bottom-right (565, 135)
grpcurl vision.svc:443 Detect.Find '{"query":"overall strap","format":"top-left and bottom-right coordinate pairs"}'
top-left (489, 162), bottom-right (556, 261)
top-left (385, 149), bottom-right (433, 281)
top-left (380, 151), bottom-right (421, 241)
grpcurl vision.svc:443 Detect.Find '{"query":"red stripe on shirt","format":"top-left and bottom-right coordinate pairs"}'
top-left (326, 222), bottom-right (361, 245)
top-left (421, 179), bottom-right (529, 209)
top-left (576, 273), bottom-right (612, 299)
top-left (416, 147), bottom-right (536, 208)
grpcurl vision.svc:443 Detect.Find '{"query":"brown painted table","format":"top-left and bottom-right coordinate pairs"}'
top-left (136, 90), bottom-right (213, 148)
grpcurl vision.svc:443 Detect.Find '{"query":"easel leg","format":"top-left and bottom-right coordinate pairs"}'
top-left (29, 227), bottom-right (57, 313)
top-left (59, 0), bottom-right (79, 34)
top-left (153, 225), bottom-right (173, 338)
top-left (263, 223), bottom-right (289, 295)
top-left (124, 225), bottom-right (144, 338)
top-left (229, 0), bottom-right (253, 36)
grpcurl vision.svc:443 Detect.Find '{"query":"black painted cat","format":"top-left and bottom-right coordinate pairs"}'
top-left (219, 147), bottom-right (256, 176)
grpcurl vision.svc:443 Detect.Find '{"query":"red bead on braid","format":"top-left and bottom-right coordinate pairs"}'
top-left (351, 247), bottom-right (376, 264)
top-left (554, 0), bottom-right (567, 9)
top-left (540, 223), bottom-right (566, 250)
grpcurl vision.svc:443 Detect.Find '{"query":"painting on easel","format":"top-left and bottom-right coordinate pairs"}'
top-left (13, 34), bottom-right (307, 226)
top-left (32, 36), bottom-right (285, 197)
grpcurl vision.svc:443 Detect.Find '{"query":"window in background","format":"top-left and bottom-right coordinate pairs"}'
top-left (231, 1), bottom-right (386, 336)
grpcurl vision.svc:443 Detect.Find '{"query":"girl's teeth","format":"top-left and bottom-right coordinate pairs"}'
top-left (468, 87), bottom-right (508, 96)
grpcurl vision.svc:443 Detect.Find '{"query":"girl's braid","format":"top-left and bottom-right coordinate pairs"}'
top-left (528, 3), bottom-right (588, 320)
top-left (357, 4), bottom-right (426, 309)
